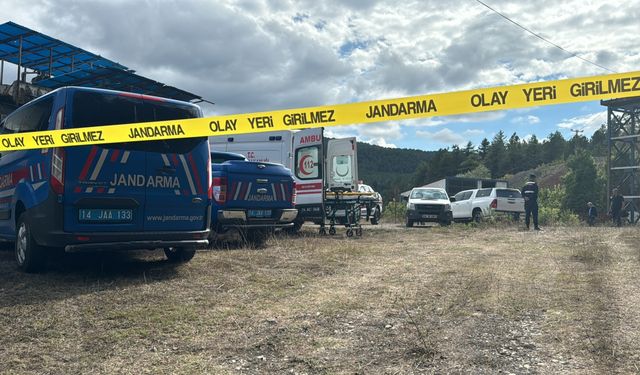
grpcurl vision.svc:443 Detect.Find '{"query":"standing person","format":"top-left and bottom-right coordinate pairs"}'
top-left (609, 188), bottom-right (624, 227)
top-left (522, 174), bottom-right (540, 231)
top-left (587, 202), bottom-right (598, 226)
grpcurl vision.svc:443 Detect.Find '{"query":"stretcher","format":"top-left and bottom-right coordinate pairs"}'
top-left (320, 190), bottom-right (378, 237)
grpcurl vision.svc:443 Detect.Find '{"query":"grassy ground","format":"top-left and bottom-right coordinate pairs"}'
top-left (1, 223), bottom-right (640, 374)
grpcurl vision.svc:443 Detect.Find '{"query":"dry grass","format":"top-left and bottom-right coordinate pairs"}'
top-left (1, 224), bottom-right (640, 374)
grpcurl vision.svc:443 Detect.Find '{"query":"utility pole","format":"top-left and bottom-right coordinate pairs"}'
top-left (569, 128), bottom-right (585, 155)
top-left (570, 128), bottom-right (584, 138)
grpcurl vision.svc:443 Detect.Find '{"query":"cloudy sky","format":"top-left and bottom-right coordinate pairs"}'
top-left (1, 0), bottom-right (639, 150)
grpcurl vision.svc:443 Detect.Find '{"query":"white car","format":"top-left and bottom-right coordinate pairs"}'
top-left (405, 187), bottom-right (453, 227)
top-left (358, 184), bottom-right (383, 224)
top-left (451, 188), bottom-right (525, 222)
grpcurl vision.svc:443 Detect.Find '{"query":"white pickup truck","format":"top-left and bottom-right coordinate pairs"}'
top-left (451, 188), bottom-right (525, 222)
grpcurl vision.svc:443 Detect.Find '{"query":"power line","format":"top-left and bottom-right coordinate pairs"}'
top-left (474, 0), bottom-right (617, 74)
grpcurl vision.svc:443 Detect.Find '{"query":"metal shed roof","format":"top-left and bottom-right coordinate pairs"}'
top-left (0, 21), bottom-right (127, 76)
top-left (34, 66), bottom-right (201, 102)
top-left (0, 21), bottom-right (202, 102)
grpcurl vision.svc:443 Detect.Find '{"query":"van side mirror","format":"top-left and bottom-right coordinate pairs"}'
top-left (449, 196), bottom-right (456, 202)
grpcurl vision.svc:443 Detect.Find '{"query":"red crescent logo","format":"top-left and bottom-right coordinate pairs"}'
top-left (299, 154), bottom-right (313, 176)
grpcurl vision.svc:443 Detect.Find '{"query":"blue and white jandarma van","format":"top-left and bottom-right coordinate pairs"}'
top-left (0, 87), bottom-right (211, 272)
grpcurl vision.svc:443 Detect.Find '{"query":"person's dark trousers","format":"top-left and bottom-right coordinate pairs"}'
top-left (588, 216), bottom-right (595, 226)
top-left (612, 211), bottom-right (622, 227)
top-left (525, 204), bottom-right (539, 229)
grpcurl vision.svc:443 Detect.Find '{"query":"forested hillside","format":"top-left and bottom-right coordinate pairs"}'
top-left (356, 142), bottom-right (433, 202)
top-left (358, 124), bottom-right (608, 216)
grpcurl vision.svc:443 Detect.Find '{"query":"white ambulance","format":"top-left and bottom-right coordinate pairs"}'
top-left (210, 128), bottom-right (358, 231)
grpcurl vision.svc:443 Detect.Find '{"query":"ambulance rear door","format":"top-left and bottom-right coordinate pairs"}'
top-left (292, 128), bottom-right (324, 220)
top-left (325, 137), bottom-right (358, 192)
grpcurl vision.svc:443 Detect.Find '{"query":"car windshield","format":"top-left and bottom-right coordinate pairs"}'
top-left (410, 189), bottom-right (448, 200)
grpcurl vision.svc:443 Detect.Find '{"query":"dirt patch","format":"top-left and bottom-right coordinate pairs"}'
top-left (1, 225), bottom-right (640, 374)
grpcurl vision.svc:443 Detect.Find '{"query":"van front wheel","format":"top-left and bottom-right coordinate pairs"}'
top-left (164, 247), bottom-right (196, 262)
top-left (16, 213), bottom-right (46, 273)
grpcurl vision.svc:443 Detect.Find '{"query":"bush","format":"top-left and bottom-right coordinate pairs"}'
top-left (382, 201), bottom-right (406, 221)
top-left (538, 206), bottom-right (580, 226)
top-left (537, 184), bottom-right (580, 225)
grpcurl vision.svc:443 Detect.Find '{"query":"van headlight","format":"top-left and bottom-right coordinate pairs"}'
top-left (407, 203), bottom-right (415, 210)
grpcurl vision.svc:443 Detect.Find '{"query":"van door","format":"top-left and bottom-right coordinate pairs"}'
top-left (63, 90), bottom-right (207, 233)
top-left (451, 191), bottom-right (466, 219)
top-left (63, 91), bottom-right (147, 233)
top-left (140, 101), bottom-right (208, 232)
top-left (325, 137), bottom-right (358, 192)
top-left (292, 128), bottom-right (323, 220)
top-left (0, 95), bottom-right (54, 237)
top-left (144, 138), bottom-right (209, 231)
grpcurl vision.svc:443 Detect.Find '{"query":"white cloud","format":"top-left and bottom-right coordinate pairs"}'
top-left (511, 115), bottom-right (540, 124)
top-left (463, 129), bottom-right (485, 136)
top-left (1, 0), bottom-right (638, 150)
top-left (557, 111), bottom-right (607, 135)
top-left (364, 137), bottom-right (397, 148)
top-left (416, 128), bottom-right (466, 146)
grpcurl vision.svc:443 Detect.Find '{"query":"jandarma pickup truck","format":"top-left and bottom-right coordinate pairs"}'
top-left (210, 151), bottom-right (297, 246)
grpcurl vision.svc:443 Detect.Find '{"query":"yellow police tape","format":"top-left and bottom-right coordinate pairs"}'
top-left (2, 71), bottom-right (640, 152)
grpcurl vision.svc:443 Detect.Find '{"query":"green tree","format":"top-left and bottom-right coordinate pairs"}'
top-left (479, 138), bottom-right (490, 160)
top-left (460, 141), bottom-right (481, 172)
top-left (458, 164), bottom-right (491, 179)
top-left (524, 134), bottom-right (542, 169)
top-left (485, 131), bottom-right (507, 178)
top-left (506, 132), bottom-right (523, 174)
top-left (567, 134), bottom-right (589, 155)
top-left (590, 124), bottom-right (607, 157)
top-left (562, 150), bottom-right (604, 217)
top-left (542, 131), bottom-right (566, 163)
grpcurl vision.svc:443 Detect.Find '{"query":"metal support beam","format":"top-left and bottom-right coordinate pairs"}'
top-left (15, 35), bottom-right (22, 103)
top-left (603, 96), bottom-right (640, 224)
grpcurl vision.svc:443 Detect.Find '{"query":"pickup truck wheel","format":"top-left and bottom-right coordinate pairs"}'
top-left (405, 218), bottom-right (414, 228)
top-left (15, 213), bottom-right (46, 273)
top-left (246, 229), bottom-right (269, 247)
top-left (285, 219), bottom-right (304, 234)
top-left (164, 247), bottom-right (196, 262)
top-left (472, 209), bottom-right (483, 223)
top-left (370, 207), bottom-right (381, 225)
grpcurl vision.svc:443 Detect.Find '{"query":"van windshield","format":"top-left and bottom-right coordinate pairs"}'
top-left (410, 189), bottom-right (448, 200)
top-left (71, 91), bottom-right (203, 153)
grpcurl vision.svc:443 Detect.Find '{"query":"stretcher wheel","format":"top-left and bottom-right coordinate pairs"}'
top-left (346, 229), bottom-right (353, 237)
top-left (329, 227), bottom-right (336, 235)
top-left (355, 228), bottom-right (362, 237)
top-left (319, 228), bottom-right (327, 235)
